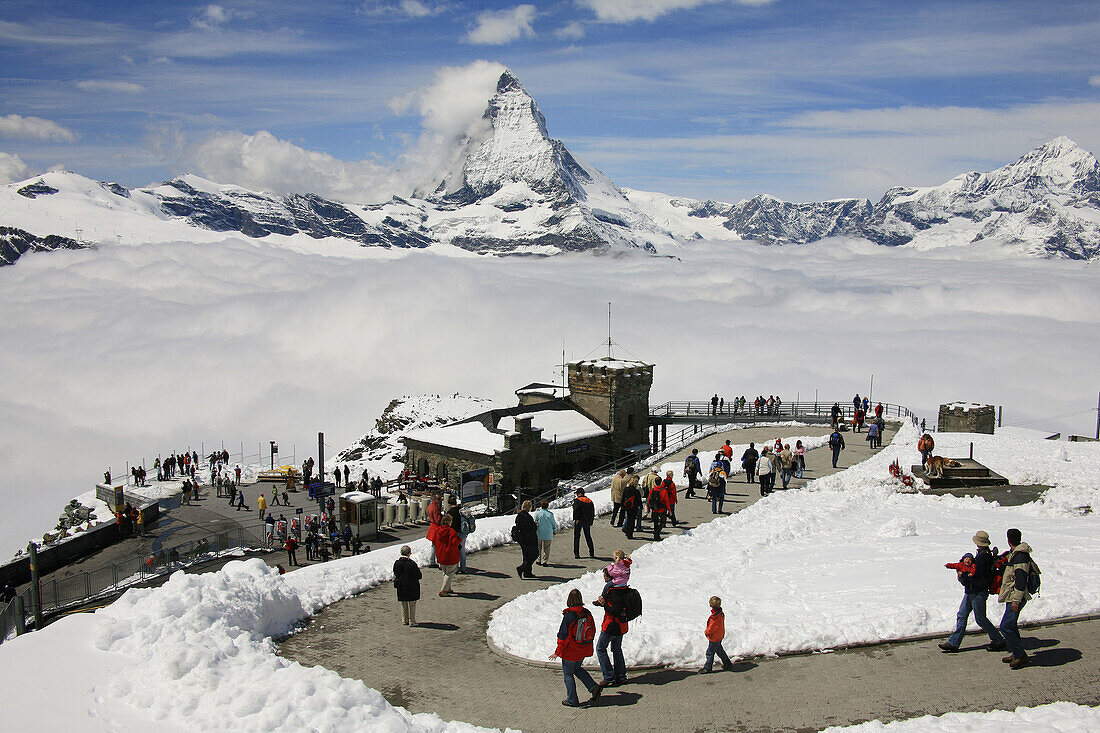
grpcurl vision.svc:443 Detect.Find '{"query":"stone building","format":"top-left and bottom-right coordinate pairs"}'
top-left (402, 358), bottom-right (653, 509)
top-left (938, 402), bottom-right (996, 434)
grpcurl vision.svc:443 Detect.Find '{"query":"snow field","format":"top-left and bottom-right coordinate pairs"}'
top-left (823, 702), bottom-right (1100, 732)
top-left (486, 423), bottom-right (1100, 667)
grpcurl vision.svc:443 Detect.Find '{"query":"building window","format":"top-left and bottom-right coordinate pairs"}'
top-left (628, 413), bottom-right (635, 431)
top-left (436, 462), bottom-right (447, 480)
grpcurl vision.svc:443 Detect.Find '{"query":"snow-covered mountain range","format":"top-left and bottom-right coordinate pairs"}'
top-left (2, 68), bottom-right (1099, 264)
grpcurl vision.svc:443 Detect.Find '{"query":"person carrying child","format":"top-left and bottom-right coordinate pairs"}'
top-left (600, 550), bottom-right (632, 597)
top-left (938, 530), bottom-right (1006, 654)
top-left (699, 596), bottom-right (733, 673)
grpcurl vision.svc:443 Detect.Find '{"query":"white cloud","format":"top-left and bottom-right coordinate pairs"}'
top-left (192, 4), bottom-right (231, 29)
top-left (0, 151), bottom-right (30, 183)
top-left (578, 0), bottom-right (775, 23)
top-left (464, 5), bottom-right (536, 45)
top-left (388, 60), bottom-right (507, 192)
top-left (76, 80), bottom-right (146, 94)
top-left (1089, 75), bottom-right (1100, 87)
top-left (184, 130), bottom-right (398, 202)
top-left (0, 114), bottom-right (78, 143)
top-left (554, 21), bottom-right (586, 40)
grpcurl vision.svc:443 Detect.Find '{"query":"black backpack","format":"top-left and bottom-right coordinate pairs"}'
top-left (649, 490), bottom-right (665, 511)
top-left (620, 587), bottom-right (643, 621)
top-left (829, 432), bottom-right (841, 448)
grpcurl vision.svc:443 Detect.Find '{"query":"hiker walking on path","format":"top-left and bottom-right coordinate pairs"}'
top-left (535, 500), bottom-right (557, 567)
top-left (572, 488), bottom-right (595, 558)
top-left (550, 589), bottom-right (603, 708)
top-left (707, 454), bottom-right (727, 515)
top-left (663, 471), bottom-right (679, 526)
top-left (779, 444), bottom-right (795, 489)
top-left (594, 571), bottom-right (631, 688)
top-left (700, 596), bottom-right (734, 673)
top-left (620, 470), bottom-right (641, 540)
top-left (742, 443), bottom-right (758, 484)
top-left (610, 469), bottom-right (627, 527)
top-left (829, 428), bottom-right (846, 469)
top-left (684, 449), bottom-right (702, 499)
top-left (939, 530), bottom-right (1005, 654)
top-left (428, 514), bottom-right (461, 595)
top-left (514, 501), bottom-right (538, 578)
top-left (393, 545), bottom-right (422, 627)
top-left (999, 528), bottom-right (1039, 669)
top-left (794, 440), bottom-right (806, 478)
top-left (648, 479), bottom-right (669, 541)
top-left (258, 493), bottom-right (267, 520)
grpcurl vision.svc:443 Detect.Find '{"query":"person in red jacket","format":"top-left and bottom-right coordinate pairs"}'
top-left (284, 536), bottom-right (298, 567)
top-left (549, 588), bottom-right (603, 708)
top-left (663, 471), bottom-right (679, 527)
top-left (648, 481), bottom-right (668, 541)
top-left (428, 515), bottom-right (461, 596)
top-left (700, 595), bottom-right (733, 673)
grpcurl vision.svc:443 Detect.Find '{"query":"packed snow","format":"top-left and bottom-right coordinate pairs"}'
top-left (823, 702), bottom-right (1100, 732)
top-left (486, 424), bottom-right (1100, 666)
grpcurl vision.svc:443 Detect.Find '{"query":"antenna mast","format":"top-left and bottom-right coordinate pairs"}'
top-left (607, 302), bottom-right (612, 359)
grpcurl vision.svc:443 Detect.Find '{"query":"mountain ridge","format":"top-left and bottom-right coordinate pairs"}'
top-left (2, 70), bottom-right (1099, 263)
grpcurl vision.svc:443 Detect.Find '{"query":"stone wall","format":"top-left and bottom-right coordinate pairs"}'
top-left (567, 360), bottom-right (653, 450)
top-left (938, 403), bottom-right (996, 434)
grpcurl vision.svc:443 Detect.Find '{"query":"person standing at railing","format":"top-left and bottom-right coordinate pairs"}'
top-left (710, 394), bottom-right (718, 416)
top-left (875, 402), bottom-right (884, 419)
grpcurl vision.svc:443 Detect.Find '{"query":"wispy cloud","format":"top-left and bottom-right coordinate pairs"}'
top-left (359, 0), bottom-right (453, 18)
top-left (1089, 75), bottom-right (1100, 87)
top-left (554, 21), bottom-right (586, 40)
top-left (464, 5), bottom-right (537, 45)
top-left (577, 0), bottom-right (775, 23)
top-left (0, 114), bottom-right (78, 143)
top-left (76, 80), bottom-right (146, 94)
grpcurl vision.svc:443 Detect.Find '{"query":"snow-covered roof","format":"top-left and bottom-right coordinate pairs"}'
top-left (570, 358), bottom-right (651, 371)
top-left (943, 402), bottom-right (992, 411)
top-left (515, 382), bottom-right (569, 398)
top-left (499, 410), bottom-right (607, 443)
top-left (404, 421), bottom-right (505, 455)
top-left (339, 491), bottom-right (379, 502)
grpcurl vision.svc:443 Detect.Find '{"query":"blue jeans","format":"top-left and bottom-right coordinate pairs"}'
top-left (831, 447), bottom-right (841, 468)
top-left (781, 467), bottom-right (793, 488)
top-left (562, 659), bottom-right (597, 705)
top-left (947, 592), bottom-right (1003, 648)
top-left (704, 640), bottom-right (732, 671)
top-left (458, 535), bottom-right (467, 570)
top-left (596, 631), bottom-right (626, 683)
top-left (1000, 599), bottom-right (1027, 659)
top-left (710, 484), bottom-right (725, 514)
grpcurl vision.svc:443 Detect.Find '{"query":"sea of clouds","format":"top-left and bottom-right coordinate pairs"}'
top-left (0, 234), bottom-right (1098, 554)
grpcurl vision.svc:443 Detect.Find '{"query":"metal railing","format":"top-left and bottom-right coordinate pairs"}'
top-left (109, 447), bottom-right (298, 489)
top-left (650, 400), bottom-right (915, 422)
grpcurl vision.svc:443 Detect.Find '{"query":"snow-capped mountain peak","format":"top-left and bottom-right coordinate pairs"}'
top-left (977, 135), bottom-right (1099, 194)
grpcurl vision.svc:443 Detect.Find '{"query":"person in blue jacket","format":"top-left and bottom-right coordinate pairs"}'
top-left (535, 499), bottom-right (557, 567)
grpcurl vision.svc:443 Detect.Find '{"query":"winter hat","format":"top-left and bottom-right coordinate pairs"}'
top-left (972, 531), bottom-right (991, 547)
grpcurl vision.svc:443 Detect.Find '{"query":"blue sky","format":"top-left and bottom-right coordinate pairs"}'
top-left (1, 0), bottom-right (1099, 202)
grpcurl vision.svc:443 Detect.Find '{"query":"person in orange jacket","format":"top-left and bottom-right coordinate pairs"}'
top-left (700, 596), bottom-right (733, 673)
top-left (648, 480), bottom-right (668, 541)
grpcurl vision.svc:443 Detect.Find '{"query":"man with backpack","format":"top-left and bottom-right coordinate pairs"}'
top-left (939, 530), bottom-right (1005, 654)
top-left (648, 480), bottom-right (668, 541)
top-left (684, 449), bottom-right (702, 499)
top-left (999, 528), bottom-right (1039, 669)
top-left (741, 443), bottom-right (758, 484)
top-left (707, 454), bottom-right (727, 515)
top-left (594, 578), bottom-right (637, 689)
top-left (572, 488), bottom-right (595, 558)
top-left (829, 428), bottom-right (845, 468)
top-left (918, 433), bottom-right (935, 469)
top-left (620, 469), bottom-right (641, 540)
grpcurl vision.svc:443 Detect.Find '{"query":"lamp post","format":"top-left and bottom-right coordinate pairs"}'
top-left (270, 441), bottom-right (278, 470)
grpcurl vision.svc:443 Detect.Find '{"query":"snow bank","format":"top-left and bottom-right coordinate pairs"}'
top-left (824, 702), bottom-right (1100, 732)
top-left (487, 423), bottom-right (1100, 667)
top-left (1, 558), bottom-right (506, 732)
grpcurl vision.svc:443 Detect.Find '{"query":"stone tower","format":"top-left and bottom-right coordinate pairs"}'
top-left (567, 358), bottom-right (653, 450)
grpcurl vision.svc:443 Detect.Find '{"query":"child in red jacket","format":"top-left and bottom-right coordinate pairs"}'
top-left (700, 596), bottom-right (733, 673)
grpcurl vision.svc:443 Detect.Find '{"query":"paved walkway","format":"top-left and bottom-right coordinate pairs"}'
top-left (280, 423), bottom-right (1094, 732)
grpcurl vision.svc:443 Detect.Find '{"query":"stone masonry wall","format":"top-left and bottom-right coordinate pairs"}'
top-left (938, 403), bottom-right (996, 434)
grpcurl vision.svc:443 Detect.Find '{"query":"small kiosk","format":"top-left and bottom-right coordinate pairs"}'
top-left (339, 491), bottom-right (386, 540)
